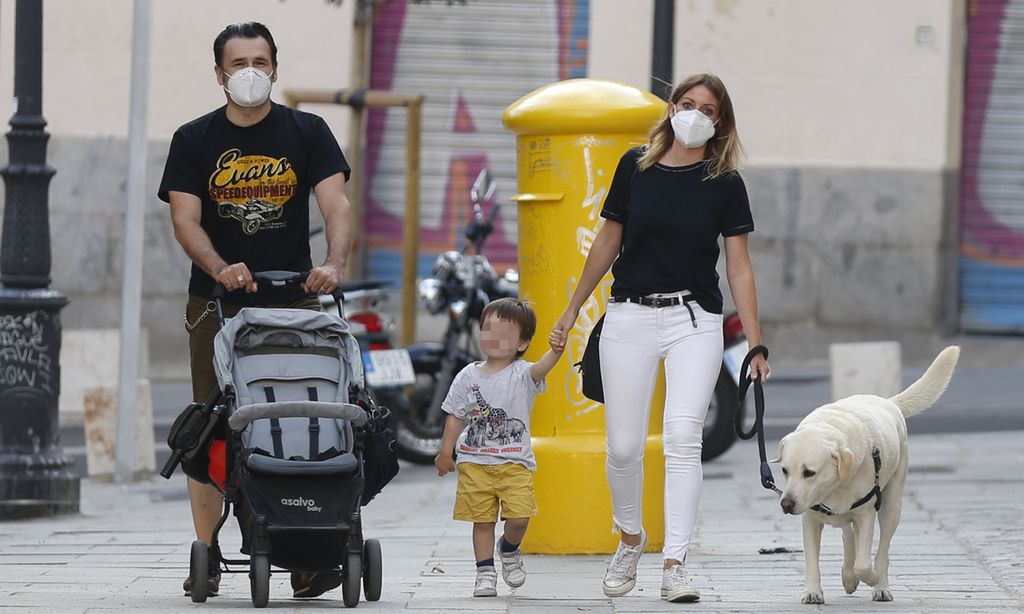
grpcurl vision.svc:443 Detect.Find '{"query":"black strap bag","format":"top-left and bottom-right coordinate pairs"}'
top-left (574, 314), bottom-right (606, 403)
top-left (360, 405), bottom-right (400, 505)
top-left (161, 390), bottom-right (224, 481)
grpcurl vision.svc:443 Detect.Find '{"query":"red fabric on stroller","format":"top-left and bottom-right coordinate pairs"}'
top-left (208, 439), bottom-right (227, 490)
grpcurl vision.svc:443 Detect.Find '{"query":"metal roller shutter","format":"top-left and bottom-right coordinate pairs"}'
top-left (960, 0), bottom-right (1024, 332)
top-left (363, 0), bottom-right (590, 282)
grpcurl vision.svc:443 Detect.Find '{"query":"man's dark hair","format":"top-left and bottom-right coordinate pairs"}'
top-left (213, 22), bottom-right (278, 67)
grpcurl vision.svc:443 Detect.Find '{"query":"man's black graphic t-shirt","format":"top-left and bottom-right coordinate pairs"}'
top-left (600, 147), bottom-right (754, 314)
top-left (158, 103), bottom-right (349, 304)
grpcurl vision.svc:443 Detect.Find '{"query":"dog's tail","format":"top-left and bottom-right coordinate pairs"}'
top-left (889, 346), bottom-right (961, 418)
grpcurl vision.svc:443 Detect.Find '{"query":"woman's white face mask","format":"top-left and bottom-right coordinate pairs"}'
top-left (223, 67), bottom-right (273, 107)
top-left (670, 109), bottom-right (717, 149)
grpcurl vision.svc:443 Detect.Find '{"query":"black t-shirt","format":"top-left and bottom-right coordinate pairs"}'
top-left (158, 103), bottom-right (350, 304)
top-left (600, 147), bottom-right (754, 314)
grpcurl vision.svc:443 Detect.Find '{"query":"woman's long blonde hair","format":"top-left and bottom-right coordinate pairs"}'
top-left (638, 73), bottom-right (744, 179)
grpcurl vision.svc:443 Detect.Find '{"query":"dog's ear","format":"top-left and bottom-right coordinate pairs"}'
top-left (833, 445), bottom-right (854, 486)
top-left (770, 435), bottom-right (788, 464)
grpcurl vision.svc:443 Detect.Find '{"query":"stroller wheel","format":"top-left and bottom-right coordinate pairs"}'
top-left (189, 540), bottom-right (209, 603)
top-left (250, 554), bottom-right (270, 608)
top-left (363, 539), bottom-right (382, 601)
top-left (341, 552), bottom-right (361, 608)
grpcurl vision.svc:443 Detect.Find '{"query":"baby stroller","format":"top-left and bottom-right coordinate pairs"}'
top-left (162, 271), bottom-right (397, 608)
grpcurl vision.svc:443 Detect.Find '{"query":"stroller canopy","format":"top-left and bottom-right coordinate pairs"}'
top-left (213, 308), bottom-right (364, 404)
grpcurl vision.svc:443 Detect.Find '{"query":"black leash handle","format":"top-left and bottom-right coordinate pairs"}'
top-left (733, 345), bottom-right (781, 495)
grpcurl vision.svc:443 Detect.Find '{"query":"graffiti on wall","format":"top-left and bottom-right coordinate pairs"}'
top-left (960, 0), bottom-right (1024, 331)
top-left (363, 0), bottom-right (589, 282)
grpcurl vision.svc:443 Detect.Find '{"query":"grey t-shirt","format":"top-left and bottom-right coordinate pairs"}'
top-left (441, 359), bottom-right (546, 471)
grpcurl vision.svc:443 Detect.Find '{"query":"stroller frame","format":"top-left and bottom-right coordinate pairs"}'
top-left (177, 271), bottom-right (383, 608)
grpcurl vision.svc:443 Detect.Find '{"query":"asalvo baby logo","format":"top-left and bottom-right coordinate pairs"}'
top-left (281, 496), bottom-right (322, 512)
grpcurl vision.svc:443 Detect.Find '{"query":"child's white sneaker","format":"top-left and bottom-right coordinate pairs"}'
top-left (496, 538), bottom-right (526, 588)
top-left (473, 565), bottom-right (497, 597)
top-left (602, 529), bottom-right (647, 597)
top-left (661, 564), bottom-right (700, 602)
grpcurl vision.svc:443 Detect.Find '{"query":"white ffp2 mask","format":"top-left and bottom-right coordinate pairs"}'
top-left (223, 67), bottom-right (273, 107)
top-left (671, 109), bottom-right (716, 149)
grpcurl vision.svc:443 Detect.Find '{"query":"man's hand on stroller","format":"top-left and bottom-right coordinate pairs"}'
top-left (435, 451), bottom-right (456, 477)
top-left (304, 262), bottom-right (343, 295)
top-left (215, 262), bottom-right (257, 293)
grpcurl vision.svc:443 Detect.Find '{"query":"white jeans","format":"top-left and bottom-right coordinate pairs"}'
top-left (599, 298), bottom-right (723, 562)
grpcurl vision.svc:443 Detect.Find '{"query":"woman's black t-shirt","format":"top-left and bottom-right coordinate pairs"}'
top-left (158, 103), bottom-right (350, 304)
top-left (599, 147), bottom-right (754, 314)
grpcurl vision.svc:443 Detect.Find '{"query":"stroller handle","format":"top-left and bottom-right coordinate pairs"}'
top-left (210, 270), bottom-right (347, 325)
top-left (211, 270), bottom-right (346, 302)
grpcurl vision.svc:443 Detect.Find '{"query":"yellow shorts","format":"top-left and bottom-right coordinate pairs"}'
top-left (453, 462), bottom-right (538, 523)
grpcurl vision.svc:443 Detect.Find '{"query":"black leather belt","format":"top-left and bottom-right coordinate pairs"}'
top-left (609, 294), bottom-right (693, 308)
top-left (609, 294), bottom-right (698, 328)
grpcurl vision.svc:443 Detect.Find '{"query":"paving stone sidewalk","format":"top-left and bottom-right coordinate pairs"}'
top-left (0, 431), bottom-right (1021, 613)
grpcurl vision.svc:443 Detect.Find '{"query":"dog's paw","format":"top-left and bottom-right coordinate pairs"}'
top-left (800, 590), bottom-right (825, 605)
top-left (842, 568), bottom-right (859, 594)
top-left (872, 588), bottom-right (893, 602)
top-left (855, 566), bottom-right (879, 587)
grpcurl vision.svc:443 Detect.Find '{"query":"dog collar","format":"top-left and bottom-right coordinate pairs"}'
top-left (810, 448), bottom-right (882, 517)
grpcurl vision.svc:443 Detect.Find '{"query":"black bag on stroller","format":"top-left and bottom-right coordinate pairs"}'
top-left (359, 404), bottom-right (399, 503)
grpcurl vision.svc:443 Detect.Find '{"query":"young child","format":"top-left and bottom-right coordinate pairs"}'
top-left (434, 297), bottom-right (563, 597)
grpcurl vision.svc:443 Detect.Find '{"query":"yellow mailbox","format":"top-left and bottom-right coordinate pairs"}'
top-left (503, 79), bottom-right (667, 554)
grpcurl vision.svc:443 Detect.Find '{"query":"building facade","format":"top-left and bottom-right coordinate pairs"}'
top-left (0, 0), bottom-right (1018, 378)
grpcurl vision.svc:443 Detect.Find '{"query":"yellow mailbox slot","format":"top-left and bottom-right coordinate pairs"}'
top-left (503, 79), bottom-right (667, 554)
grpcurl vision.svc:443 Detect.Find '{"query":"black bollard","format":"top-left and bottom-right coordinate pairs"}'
top-left (0, 0), bottom-right (80, 519)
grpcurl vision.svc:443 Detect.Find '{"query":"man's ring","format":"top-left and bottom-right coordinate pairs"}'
top-left (236, 274), bottom-right (244, 283)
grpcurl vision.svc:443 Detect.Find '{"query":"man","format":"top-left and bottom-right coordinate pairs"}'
top-left (158, 22), bottom-right (352, 599)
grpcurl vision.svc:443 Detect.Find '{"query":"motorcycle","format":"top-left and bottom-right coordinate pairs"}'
top-left (319, 282), bottom-right (418, 410)
top-left (378, 170), bottom-right (516, 464)
top-left (384, 169), bottom-right (749, 464)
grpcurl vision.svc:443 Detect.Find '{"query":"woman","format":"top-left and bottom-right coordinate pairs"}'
top-left (550, 73), bottom-right (770, 603)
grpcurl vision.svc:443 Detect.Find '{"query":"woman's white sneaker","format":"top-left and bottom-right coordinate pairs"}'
top-left (661, 564), bottom-right (700, 602)
top-left (602, 530), bottom-right (648, 597)
top-left (473, 566), bottom-right (497, 597)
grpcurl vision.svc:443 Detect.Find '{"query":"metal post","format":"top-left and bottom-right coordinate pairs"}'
top-left (345, 0), bottom-right (373, 280)
top-left (651, 0), bottom-right (675, 100)
top-left (114, 0), bottom-right (151, 483)
top-left (401, 100), bottom-right (422, 347)
top-left (283, 88), bottom-right (424, 347)
top-left (0, 0), bottom-right (80, 518)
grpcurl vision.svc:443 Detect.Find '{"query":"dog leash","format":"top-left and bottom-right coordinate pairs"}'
top-left (734, 345), bottom-right (782, 495)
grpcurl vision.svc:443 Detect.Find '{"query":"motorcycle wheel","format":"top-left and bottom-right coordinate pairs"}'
top-left (376, 373), bottom-right (447, 465)
top-left (702, 366), bottom-right (740, 462)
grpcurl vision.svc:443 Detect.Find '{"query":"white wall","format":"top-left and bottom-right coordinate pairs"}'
top-left (0, 0), bottom-right (357, 144)
top-left (589, 0), bottom-right (965, 170)
top-left (588, 0), bottom-right (653, 90)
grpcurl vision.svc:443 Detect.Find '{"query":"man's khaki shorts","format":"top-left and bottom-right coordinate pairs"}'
top-left (453, 462), bottom-right (538, 523)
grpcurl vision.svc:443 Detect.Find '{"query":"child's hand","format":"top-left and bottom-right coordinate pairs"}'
top-left (549, 324), bottom-right (567, 354)
top-left (435, 452), bottom-right (455, 477)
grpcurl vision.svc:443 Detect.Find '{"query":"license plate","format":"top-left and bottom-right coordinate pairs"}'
top-left (723, 340), bottom-right (749, 385)
top-left (362, 349), bottom-right (416, 387)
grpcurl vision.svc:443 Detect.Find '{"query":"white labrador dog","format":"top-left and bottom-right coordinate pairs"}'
top-left (773, 346), bottom-right (960, 604)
